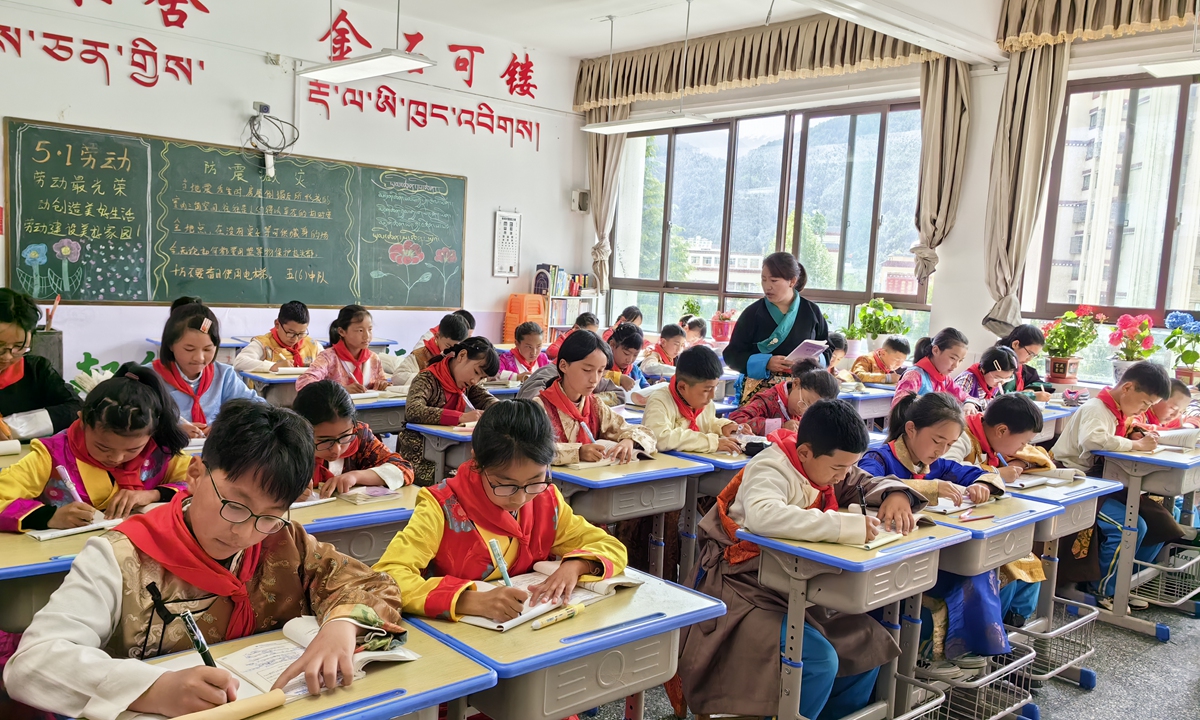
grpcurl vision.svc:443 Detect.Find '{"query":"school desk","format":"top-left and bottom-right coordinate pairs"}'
top-left (146, 337), bottom-right (246, 365)
top-left (409, 424), bottom-right (475, 480)
top-left (1032, 404), bottom-right (1078, 444)
top-left (407, 569), bottom-right (725, 720)
top-left (551, 454), bottom-right (713, 578)
top-left (353, 395), bottom-right (408, 434)
top-left (240, 369), bottom-right (301, 406)
top-left (925, 494), bottom-right (1062, 576)
top-left (1091, 447), bottom-right (1200, 639)
top-left (0, 443), bottom-right (32, 469)
top-left (864, 382), bottom-right (898, 391)
top-left (737, 521), bottom-right (970, 720)
top-left (611, 405), bottom-right (643, 425)
top-left (868, 431), bottom-right (887, 449)
top-left (718, 368), bottom-right (739, 401)
top-left (665, 449), bottom-right (747, 583)
top-left (140, 621), bottom-right (495, 720)
top-left (0, 489), bottom-right (419, 634)
top-left (485, 385), bottom-right (519, 397)
top-left (838, 387), bottom-right (895, 421)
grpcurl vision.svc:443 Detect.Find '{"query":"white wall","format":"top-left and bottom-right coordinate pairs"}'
top-left (0, 0), bottom-right (590, 372)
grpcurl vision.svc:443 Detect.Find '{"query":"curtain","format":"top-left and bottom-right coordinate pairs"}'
top-left (586, 105), bottom-right (631, 293)
top-left (982, 42), bottom-right (1072, 335)
top-left (573, 14), bottom-right (939, 112)
top-left (913, 57), bottom-right (972, 282)
top-left (997, 0), bottom-right (1196, 52)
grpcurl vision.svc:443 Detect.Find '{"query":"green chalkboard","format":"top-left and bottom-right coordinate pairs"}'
top-left (5, 118), bottom-right (465, 308)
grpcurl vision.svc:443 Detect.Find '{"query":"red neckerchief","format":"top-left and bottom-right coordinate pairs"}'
top-left (443, 461), bottom-right (558, 576)
top-left (512, 349), bottom-right (537, 373)
top-left (889, 439), bottom-right (926, 479)
top-left (873, 349), bottom-right (890, 375)
top-left (610, 358), bottom-right (633, 376)
top-left (915, 356), bottom-right (948, 391)
top-left (768, 428), bottom-right (838, 511)
top-left (67, 419), bottom-right (158, 489)
top-left (669, 376), bottom-right (701, 431)
top-left (152, 359), bottom-right (214, 424)
top-left (428, 358), bottom-right (466, 413)
top-left (332, 341), bottom-right (369, 385)
top-left (311, 433), bottom-right (362, 488)
top-left (773, 381), bottom-right (794, 420)
top-left (1146, 408), bottom-right (1161, 426)
top-left (965, 413), bottom-right (1000, 468)
top-left (539, 379), bottom-right (597, 444)
top-left (270, 328), bottom-right (305, 367)
top-left (0, 358), bottom-right (25, 390)
top-left (1097, 387), bottom-right (1128, 435)
top-left (422, 334), bottom-right (441, 360)
top-left (967, 364), bottom-right (997, 399)
top-left (116, 494), bottom-right (264, 640)
top-left (651, 343), bottom-right (673, 366)
top-left (1015, 364), bottom-right (1025, 392)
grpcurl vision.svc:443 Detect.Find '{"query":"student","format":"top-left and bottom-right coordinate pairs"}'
top-left (1136, 378), bottom-right (1191, 431)
top-left (153, 298), bottom-right (263, 437)
top-left (851, 336), bottom-right (910, 384)
top-left (298, 305), bottom-right (390, 393)
top-left (859, 393), bottom-right (1009, 659)
top-left (604, 322), bottom-right (650, 391)
top-left (602, 305), bottom-right (643, 341)
top-left (952, 346), bottom-right (1018, 408)
top-left (4, 400), bottom-right (405, 717)
top-left (375, 400), bottom-right (626, 621)
top-left (941, 394), bottom-right (1050, 626)
top-left (292, 380), bottom-right (414, 497)
top-left (497, 321), bottom-right (551, 381)
top-left (1051, 361), bottom-right (1189, 609)
top-left (892, 327), bottom-right (974, 411)
top-left (518, 360), bottom-right (623, 407)
top-left (400, 337), bottom-right (501, 486)
top-left (678, 399), bottom-right (926, 719)
top-left (728, 358), bottom-right (839, 436)
top-left (641, 324), bottom-right (687, 379)
top-left (0, 362), bottom-right (190, 533)
top-left (392, 313), bottom-right (472, 388)
top-left (0, 289), bottom-right (81, 441)
top-left (545, 312), bottom-right (599, 361)
top-left (684, 317), bottom-right (711, 347)
top-left (643, 346), bottom-right (745, 452)
top-left (532, 330), bottom-right (656, 466)
top-left (414, 309), bottom-right (476, 348)
top-left (996, 324), bottom-right (1054, 401)
top-left (232, 300), bottom-right (322, 373)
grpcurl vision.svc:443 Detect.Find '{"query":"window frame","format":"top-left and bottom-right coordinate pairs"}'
top-left (1030, 73), bottom-right (1192, 324)
top-left (609, 99), bottom-right (928, 327)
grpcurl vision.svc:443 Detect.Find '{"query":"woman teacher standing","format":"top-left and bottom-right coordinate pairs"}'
top-left (0, 289), bottom-right (82, 440)
top-left (724, 252), bottom-right (829, 403)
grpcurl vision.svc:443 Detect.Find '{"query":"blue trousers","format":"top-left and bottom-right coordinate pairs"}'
top-left (781, 622), bottom-right (880, 720)
top-left (1095, 497), bottom-right (1164, 597)
top-left (998, 580), bottom-right (1040, 619)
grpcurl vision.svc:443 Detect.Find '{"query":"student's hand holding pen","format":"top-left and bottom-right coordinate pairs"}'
top-left (863, 515), bottom-right (882, 542)
top-left (716, 436), bottom-right (741, 454)
top-left (1132, 434), bottom-right (1158, 452)
top-left (457, 586), bottom-right (529, 622)
top-left (131, 666), bottom-right (239, 716)
top-left (48, 502), bottom-right (96, 529)
top-left (180, 421), bottom-right (207, 439)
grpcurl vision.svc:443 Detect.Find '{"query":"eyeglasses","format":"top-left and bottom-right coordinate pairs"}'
top-left (484, 469), bottom-right (552, 497)
top-left (280, 329), bottom-right (308, 340)
top-left (314, 430), bottom-right (358, 451)
top-left (0, 345), bottom-right (31, 359)
top-left (207, 467), bottom-right (289, 534)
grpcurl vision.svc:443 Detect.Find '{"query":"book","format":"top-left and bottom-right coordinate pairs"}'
top-left (1005, 475), bottom-right (1047, 490)
top-left (185, 437), bottom-right (205, 452)
top-left (630, 381), bottom-right (669, 407)
top-left (337, 486), bottom-right (402, 505)
top-left (27, 502), bottom-right (170, 542)
top-left (482, 379), bottom-right (520, 389)
top-left (273, 366), bottom-right (307, 376)
top-left (460, 560), bottom-right (643, 632)
top-left (1154, 427), bottom-right (1200, 449)
top-left (565, 440), bottom-right (654, 470)
top-left (784, 339), bottom-right (828, 364)
top-left (348, 391), bottom-right (381, 400)
top-left (290, 496), bottom-right (336, 510)
top-left (924, 497), bottom-right (995, 515)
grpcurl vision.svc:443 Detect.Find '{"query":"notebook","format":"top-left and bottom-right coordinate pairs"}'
top-left (348, 391), bottom-right (381, 400)
top-left (460, 560), bottom-right (643, 632)
top-left (26, 501), bottom-right (172, 542)
top-left (337, 486), bottom-right (402, 505)
top-left (924, 497), bottom-right (996, 515)
top-left (290, 496), bottom-right (336, 510)
top-left (564, 440), bottom-right (654, 470)
top-left (273, 366), bottom-right (307, 376)
top-left (1153, 427), bottom-right (1200, 449)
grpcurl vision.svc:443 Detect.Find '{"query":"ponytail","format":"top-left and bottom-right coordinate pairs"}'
top-left (438, 336), bottom-right (500, 377)
top-left (792, 358), bottom-right (839, 400)
top-left (913, 327), bottom-right (969, 363)
top-left (82, 361), bottom-right (189, 455)
top-left (995, 324), bottom-right (1045, 351)
top-left (886, 392), bottom-right (964, 443)
top-left (330, 304), bottom-right (371, 346)
top-left (979, 346), bottom-right (1019, 374)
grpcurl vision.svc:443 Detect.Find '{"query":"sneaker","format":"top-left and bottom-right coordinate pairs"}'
top-left (1096, 596), bottom-right (1149, 611)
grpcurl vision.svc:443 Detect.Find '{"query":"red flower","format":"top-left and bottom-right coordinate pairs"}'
top-left (389, 241), bottom-right (425, 266)
top-left (434, 247), bottom-right (457, 263)
top-left (1077, 305), bottom-right (1095, 317)
top-left (1116, 314), bottom-right (1135, 330)
top-left (1142, 334), bottom-right (1156, 350)
top-left (1108, 330), bottom-right (1123, 346)
top-left (1095, 313), bottom-right (1108, 324)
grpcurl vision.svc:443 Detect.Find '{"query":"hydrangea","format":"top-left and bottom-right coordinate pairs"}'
top-left (1167, 311), bottom-right (1195, 330)
top-left (1185, 322), bottom-right (1200, 335)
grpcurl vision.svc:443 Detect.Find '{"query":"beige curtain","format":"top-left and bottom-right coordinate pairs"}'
top-left (586, 105), bottom-right (631, 293)
top-left (913, 57), bottom-right (972, 282)
top-left (573, 14), bottom-right (939, 112)
top-left (982, 42), bottom-right (1072, 335)
top-left (997, 0), bottom-right (1196, 52)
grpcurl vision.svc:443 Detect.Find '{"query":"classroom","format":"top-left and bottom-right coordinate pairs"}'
top-left (1, 0), bottom-right (1199, 719)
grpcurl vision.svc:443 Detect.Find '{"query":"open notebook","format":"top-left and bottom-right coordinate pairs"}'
top-left (923, 497), bottom-right (997, 516)
top-left (272, 366), bottom-right (307, 376)
top-left (117, 616), bottom-right (420, 720)
top-left (565, 440), bottom-right (654, 470)
top-left (460, 560), bottom-right (643, 632)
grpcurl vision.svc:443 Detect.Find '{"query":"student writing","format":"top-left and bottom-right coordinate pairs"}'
top-left (952, 345), bottom-right (1018, 408)
top-left (232, 300), bottom-right (322, 373)
top-left (603, 322), bottom-right (650, 391)
top-left (851, 336), bottom-right (910, 384)
top-left (0, 288), bottom-right (81, 440)
top-left (545, 312), bottom-right (599, 362)
top-left (994, 324), bottom-right (1054, 401)
top-left (727, 358), bottom-right (838, 436)
top-left (497, 321), bottom-right (551, 381)
top-left (602, 305), bottom-right (643, 341)
top-left (642, 345), bottom-right (746, 453)
top-left (641, 323), bottom-right (687, 379)
top-left (892, 327), bottom-right (975, 412)
top-left (393, 313), bottom-right (471, 388)
top-left (299, 305), bottom-right (390, 393)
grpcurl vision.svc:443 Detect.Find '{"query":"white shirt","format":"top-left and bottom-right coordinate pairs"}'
top-left (1051, 397), bottom-right (1134, 472)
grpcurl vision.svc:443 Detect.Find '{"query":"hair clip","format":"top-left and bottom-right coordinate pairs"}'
top-left (199, 318), bottom-right (212, 333)
top-left (126, 372), bottom-right (139, 380)
top-left (992, 360), bottom-right (1002, 371)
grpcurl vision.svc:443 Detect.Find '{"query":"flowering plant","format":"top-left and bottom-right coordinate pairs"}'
top-left (1164, 311), bottom-right (1200, 369)
top-left (1107, 314), bottom-right (1156, 361)
top-left (1042, 305), bottom-right (1105, 358)
top-left (712, 309), bottom-right (737, 322)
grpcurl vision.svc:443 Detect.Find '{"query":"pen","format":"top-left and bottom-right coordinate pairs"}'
top-left (56, 465), bottom-right (83, 505)
top-left (178, 609), bottom-right (216, 667)
top-left (532, 603), bottom-right (584, 630)
top-left (858, 486), bottom-right (868, 516)
top-left (961, 515), bottom-right (995, 523)
top-left (487, 538), bottom-right (513, 587)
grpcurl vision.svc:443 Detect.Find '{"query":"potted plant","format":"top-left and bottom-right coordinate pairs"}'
top-left (840, 321), bottom-right (869, 358)
top-left (710, 309), bottom-right (737, 342)
top-left (1164, 311), bottom-right (1200, 384)
top-left (1041, 305), bottom-right (1104, 383)
top-left (1107, 313), bottom-right (1156, 384)
top-left (680, 298), bottom-right (702, 319)
top-left (856, 299), bottom-right (910, 350)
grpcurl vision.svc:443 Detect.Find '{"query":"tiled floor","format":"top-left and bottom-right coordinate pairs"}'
top-left (589, 604), bottom-right (1200, 719)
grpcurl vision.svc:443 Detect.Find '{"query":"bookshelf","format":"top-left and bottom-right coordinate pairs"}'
top-left (534, 264), bottom-right (604, 342)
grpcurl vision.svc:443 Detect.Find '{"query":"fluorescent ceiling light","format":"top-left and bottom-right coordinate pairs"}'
top-left (1141, 58), bottom-right (1200, 78)
top-left (583, 111), bottom-right (711, 135)
top-left (299, 49), bottom-right (435, 83)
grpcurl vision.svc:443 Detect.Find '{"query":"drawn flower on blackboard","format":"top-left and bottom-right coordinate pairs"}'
top-left (52, 238), bottom-right (83, 294)
top-left (389, 241), bottom-right (425, 266)
top-left (427, 246), bottom-right (461, 306)
top-left (434, 247), bottom-right (457, 264)
top-left (21, 244), bottom-right (48, 298)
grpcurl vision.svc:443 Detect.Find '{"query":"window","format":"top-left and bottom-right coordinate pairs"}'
top-left (1029, 76), bottom-right (1190, 322)
top-left (610, 101), bottom-right (927, 326)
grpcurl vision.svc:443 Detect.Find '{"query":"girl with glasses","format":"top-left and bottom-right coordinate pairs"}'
top-left (994, 324), bottom-right (1054, 401)
top-left (292, 380), bottom-right (414, 498)
top-left (0, 288), bottom-right (81, 441)
top-left (375, 400), bottom-right (625, 625)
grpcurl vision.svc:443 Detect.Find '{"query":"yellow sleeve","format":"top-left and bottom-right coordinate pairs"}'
top-left (0, 441), bottom-right (55, 532)
top-left (550, 485), bottom-right (627, 579)
top-left (164, 453), bottom-right (192, 487)
top-left (373, 489), bottom-right (473, 620)
top-left (852, 356), bottom-right (888, 383)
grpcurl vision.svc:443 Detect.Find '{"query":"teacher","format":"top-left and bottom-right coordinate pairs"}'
top-left (724, 252), bottom-right (829, 403)
top-left (0, 289), bottom-right (82, 440)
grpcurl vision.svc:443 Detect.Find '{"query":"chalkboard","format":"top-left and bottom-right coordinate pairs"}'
top-left (4, 119), bottom-right (465, 308)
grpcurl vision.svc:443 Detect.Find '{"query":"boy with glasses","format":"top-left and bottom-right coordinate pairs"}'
top-left (233, 300), bottom-right (323, 373)
top-left (5, 400), bottom-right (405, 718)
